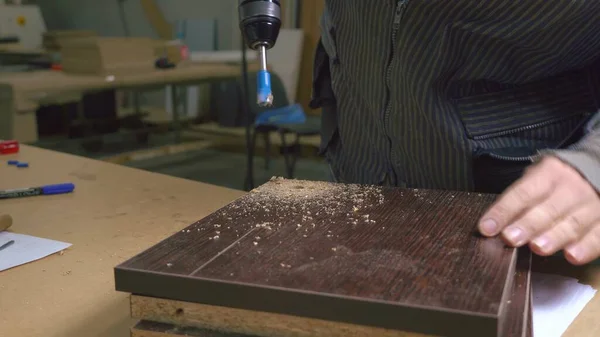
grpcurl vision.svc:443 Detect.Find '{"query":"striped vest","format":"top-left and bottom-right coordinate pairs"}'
top-left (311, 0), bottom-right (600, 191)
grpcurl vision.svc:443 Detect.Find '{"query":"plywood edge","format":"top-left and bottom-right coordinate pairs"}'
top-left (130, 295), bottom-right (434, 337)
top-left (132, 320), bottom-right (248, 337)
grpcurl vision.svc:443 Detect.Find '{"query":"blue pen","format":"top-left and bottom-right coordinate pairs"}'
top-left (0, 183), bottom-right (75, 199)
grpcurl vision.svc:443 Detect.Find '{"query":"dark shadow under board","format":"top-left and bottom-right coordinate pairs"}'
top-left (131, 320), bottom-right (257, 337)
top-left (115, 179), bottom-right (531, 337)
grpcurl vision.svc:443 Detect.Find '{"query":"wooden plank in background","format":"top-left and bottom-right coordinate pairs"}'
top-left (141, 0), bottom-right (173, 39)
top-left (296, 0), bottom-right (325, 115)
top-left (101, 140), bottom-right (213, 165)
top-left (115, 179), bottom-right (531, 337)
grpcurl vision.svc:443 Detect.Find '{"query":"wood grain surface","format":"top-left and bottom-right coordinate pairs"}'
top-left (115, 178), bottom-right (531, 337)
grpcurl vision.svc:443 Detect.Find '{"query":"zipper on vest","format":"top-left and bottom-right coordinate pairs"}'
top-left (479, 112), bottom-right (594, 162)
top-left (476, 119), bottom-right (565, 162)
top-left (472, 118), bottom-right (568, 141)
top-left (380, 0), bottom-right (408, 184)
top-left (383, 0), bottom-right (408, 131)
top-left (486, 153), bottom-right (533, 162)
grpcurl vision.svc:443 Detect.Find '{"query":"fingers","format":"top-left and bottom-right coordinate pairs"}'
top-left (565, 225), bottom-right (600, 265)
top-left (476, 156), bottom-right (600, 266)
top-left (529, 203), bottom-right (600, 256)
top-left (500, 186), bottom-right (583, 247)
top-left (479, 164), bottom-right (555, 236)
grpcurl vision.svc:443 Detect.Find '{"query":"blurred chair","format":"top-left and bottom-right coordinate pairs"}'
top-left (251, 72), bottom-right (321, 178)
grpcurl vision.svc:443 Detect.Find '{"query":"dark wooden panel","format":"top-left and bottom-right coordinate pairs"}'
top-left (117, 207), bottom-right (261, 275)
top-left (116, 179), bottom-right (530, 337)
top-left (501, 248), bottom-right (532, 337)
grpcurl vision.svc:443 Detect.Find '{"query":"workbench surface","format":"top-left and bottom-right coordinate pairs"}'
top-left (0, 61), bottom-right (259, 143)
top-left (1, 145), bottom-right (599, 337)
top-left (0, 145), bottom-right (243, 337)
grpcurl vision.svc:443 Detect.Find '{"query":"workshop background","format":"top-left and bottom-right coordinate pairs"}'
top-left (0, 0), bottom-right (328, 190)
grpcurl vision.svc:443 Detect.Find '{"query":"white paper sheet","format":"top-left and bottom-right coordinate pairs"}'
top-left (532, 272), bottom-right (597, 337)
top-left (0, 232), bottom-right (72, 272)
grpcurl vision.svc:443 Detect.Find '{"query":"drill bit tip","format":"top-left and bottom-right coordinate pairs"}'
top-left (257, 93), bottom-right (274, 107)
top-left (257, 69), bottom-right (273, 107)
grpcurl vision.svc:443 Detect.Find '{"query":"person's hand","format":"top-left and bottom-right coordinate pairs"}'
top-left (478, 156), bottom-right (600, 265)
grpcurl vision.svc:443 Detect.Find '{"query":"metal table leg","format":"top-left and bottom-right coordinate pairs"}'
top-left (170, 85), bottom-right (181, 143)
top-left (241, 42), bottom-right (255, 191)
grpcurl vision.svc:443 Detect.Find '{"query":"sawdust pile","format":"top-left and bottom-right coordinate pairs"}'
top-left (218, 177), bottom-right (385, 230)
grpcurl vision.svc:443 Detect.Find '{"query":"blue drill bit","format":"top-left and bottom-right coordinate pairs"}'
top-left (257, 45), bottom-right (273, 107)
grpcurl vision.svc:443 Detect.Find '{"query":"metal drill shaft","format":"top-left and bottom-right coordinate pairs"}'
top-left (259, 45), bottom-right (268, 71)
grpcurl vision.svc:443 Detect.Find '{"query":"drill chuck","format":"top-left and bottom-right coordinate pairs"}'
top-left (238, 0), bottom-right (281, 50)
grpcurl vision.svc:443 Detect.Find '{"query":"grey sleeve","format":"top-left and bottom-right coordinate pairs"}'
top-left (538, 113), bottom-right (600, 191)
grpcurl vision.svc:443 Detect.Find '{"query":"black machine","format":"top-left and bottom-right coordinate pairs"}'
top-left (238, 0), bottom-right (282, 107)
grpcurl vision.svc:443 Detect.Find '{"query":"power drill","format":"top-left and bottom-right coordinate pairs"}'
top-left (238, 0), bottom-right (282, 107)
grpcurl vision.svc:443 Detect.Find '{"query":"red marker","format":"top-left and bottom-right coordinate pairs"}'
top-left (0, 140), bottom-right (19, 155)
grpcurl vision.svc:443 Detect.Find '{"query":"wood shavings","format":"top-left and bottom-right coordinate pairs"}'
top-left (214, 178), bottom-right (385, 238)
top-left (256, 222), bottom-right (273, 230)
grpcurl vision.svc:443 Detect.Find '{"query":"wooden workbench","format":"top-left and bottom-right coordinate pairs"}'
top-left (0, 145), bottom-right (243, 337)
top-left (0, 145), bottom-right (599, 337)
top-left (0, 62), bottom-right (258, 143)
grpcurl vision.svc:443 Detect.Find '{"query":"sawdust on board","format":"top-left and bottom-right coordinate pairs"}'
top-left (244, 177), bottom-right (384, 217)
top-left (186, 179), bottom-right (489, 270)
top-left (199, 178), bottom-right (386, 247)
top-left (220, 177), bottom-right (385, 232)
top-left (186, 178), bottom-right (390, 264)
